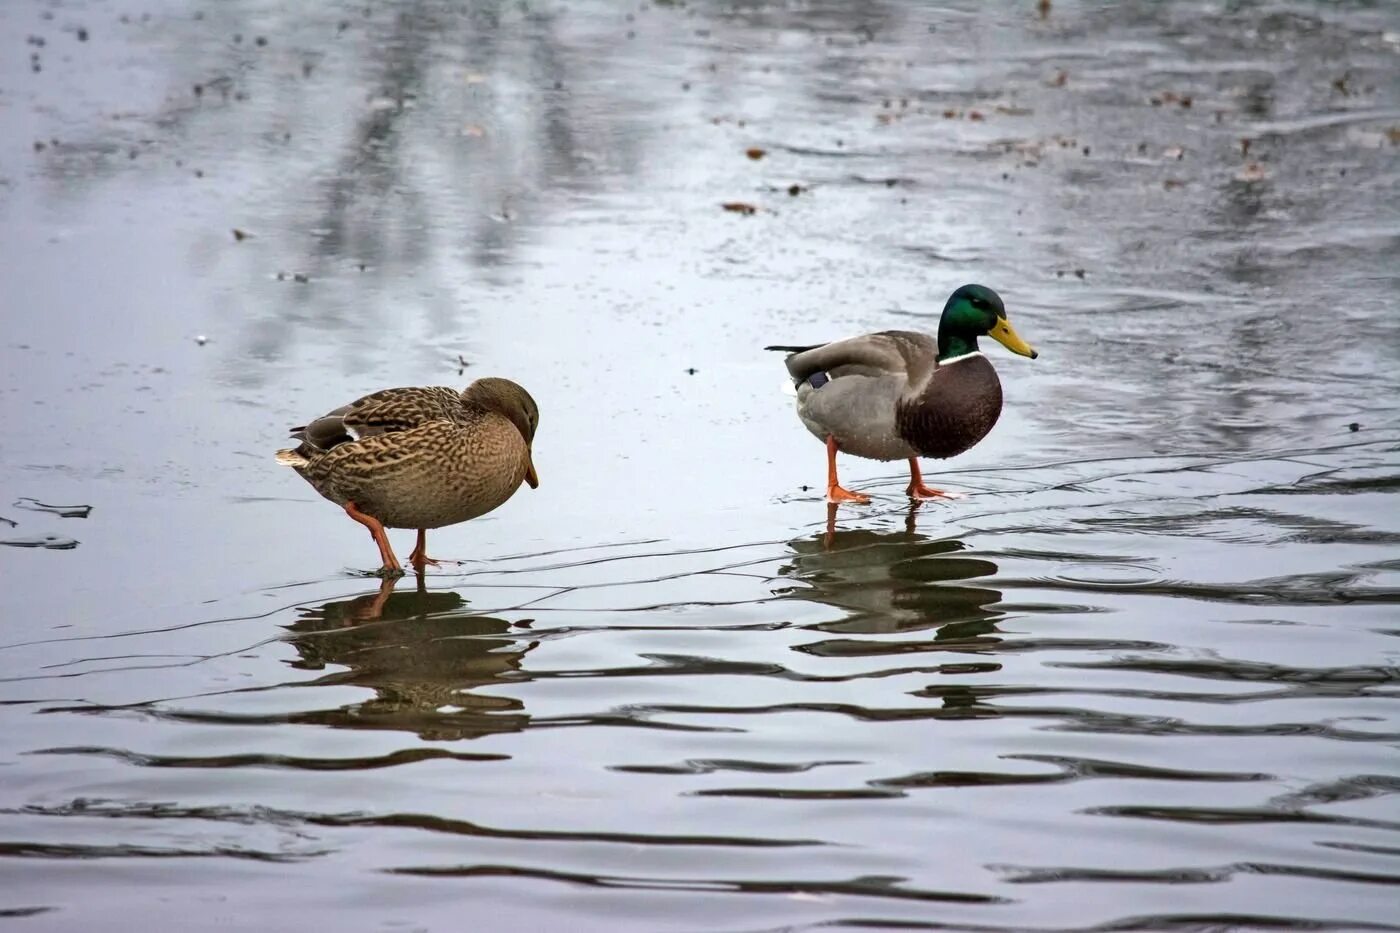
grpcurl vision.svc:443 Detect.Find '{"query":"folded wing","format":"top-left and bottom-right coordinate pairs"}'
top-left (769, 331), bottom-right (935, 386)
top-left (289, 386), bottom-right (463, 455)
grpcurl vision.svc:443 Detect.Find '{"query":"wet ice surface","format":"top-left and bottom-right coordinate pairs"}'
top-left (1, 0), bottom-right (1399, 929)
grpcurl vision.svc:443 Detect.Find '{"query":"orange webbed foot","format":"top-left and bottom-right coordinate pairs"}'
top-left (408, 529), bottom-right (459, 572)
top-left (824, 437), bottom-right (870, 504)
top-left (827, 484), bottom-right (872, 504)
top-left (906, 483), bottom-right (965, 500)
top-left (905, 459), bottom-right (966, 501)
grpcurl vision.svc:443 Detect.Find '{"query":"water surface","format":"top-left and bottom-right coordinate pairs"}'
top-left (1, 0), bottom-right (1398, 929)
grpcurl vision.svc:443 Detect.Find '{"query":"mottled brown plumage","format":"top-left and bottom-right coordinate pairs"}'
top-left (277, 377), bottom-right (539, 575)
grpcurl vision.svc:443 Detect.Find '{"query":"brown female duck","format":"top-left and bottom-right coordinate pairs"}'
top-left (767, 284), bottom-right (1037, 503)
top-left (276, 377), bottom-right (539, 575)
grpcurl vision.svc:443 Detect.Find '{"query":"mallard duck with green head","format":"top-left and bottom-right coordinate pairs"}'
top-left (767, 284), bottom-right (1037, 503)
top-left (276, 377), bottom-right (540, 576)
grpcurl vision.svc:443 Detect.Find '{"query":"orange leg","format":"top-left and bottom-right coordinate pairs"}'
top-left (905, 459), bottom-right (963, 500)
top-left (826, 436), bottom-right (870, 504)
top-left (343, 501), bottom-right (404, 577)
top-left (406, 529), bottom-right (442, 572)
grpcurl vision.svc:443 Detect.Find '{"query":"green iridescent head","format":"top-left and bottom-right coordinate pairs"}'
top-left (937, 284), bottom-right (1038, 362)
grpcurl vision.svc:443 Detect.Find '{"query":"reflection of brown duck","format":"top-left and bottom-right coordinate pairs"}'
top-left (282, 578), bottom-right (535, 740)
top-left (776, 503), bottom-right (1004, 637)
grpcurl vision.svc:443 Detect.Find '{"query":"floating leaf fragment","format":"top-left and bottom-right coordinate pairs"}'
top-left (0, 535), bottom-right (79, 550)
top-left (13, 498), bottom-right (92, 519)
top-left (721, 202), bottom-right (757, 215)
top-left (1236, 161), bottom-right (1269, 182)
top-left (1150, 91), bottom-right (1193, 108)
top-left (745, 147), bottom-right (766, 160)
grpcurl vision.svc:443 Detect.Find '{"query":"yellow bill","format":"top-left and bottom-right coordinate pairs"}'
top-left (988, 318), bottom-right (1038, 359)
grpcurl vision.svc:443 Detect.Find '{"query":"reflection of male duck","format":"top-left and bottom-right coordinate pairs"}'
top-left (282, 578), bottom-right (535, 740)
top-left (776, 503), bottom-right (1004, 637)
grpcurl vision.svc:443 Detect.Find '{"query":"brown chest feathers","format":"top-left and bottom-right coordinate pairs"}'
top-left (895, 353), bottom-right (1003, 459)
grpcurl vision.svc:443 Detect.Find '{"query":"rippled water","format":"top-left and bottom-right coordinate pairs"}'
top-left (2, 0), bottom-right (1398, 929)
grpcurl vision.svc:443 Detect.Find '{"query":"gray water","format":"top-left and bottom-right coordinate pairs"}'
top-left (1, 0), bottom-right (1398, 929)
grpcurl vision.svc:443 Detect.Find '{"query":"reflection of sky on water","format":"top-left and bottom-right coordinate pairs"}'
top-left (0, 3), bottom-right (1398, 927)
top-left (7, 0), bottom-right (1393, 453)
